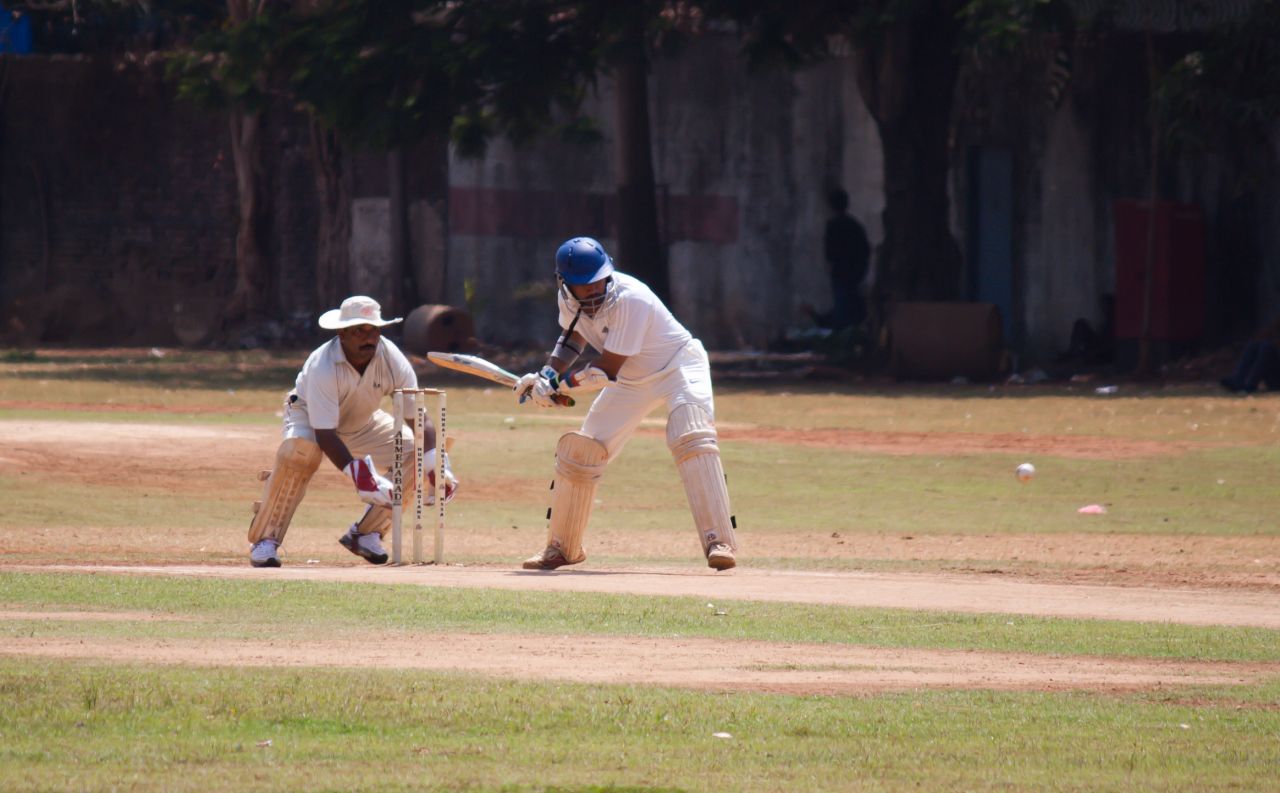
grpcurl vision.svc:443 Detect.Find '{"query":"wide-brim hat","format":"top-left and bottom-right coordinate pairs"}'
top-left (318, 296), bottom-right (403, 329)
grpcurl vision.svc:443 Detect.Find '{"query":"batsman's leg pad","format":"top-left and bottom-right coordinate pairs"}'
top-left (545, 431), bottom-right (609, 563)
top-left (248, 437), bottom-right (323, 544)
top-left (666, 403), bottom-right (738, 553)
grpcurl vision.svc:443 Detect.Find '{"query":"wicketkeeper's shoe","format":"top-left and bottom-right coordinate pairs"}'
top-left (706, 542), bottom-right (736, 571)
top-left (339, 527), bottom-right (389, 565)
top-left (521, 545), bottom-right (585, 571)
top-left (249, 539), bottom-right (281, 568)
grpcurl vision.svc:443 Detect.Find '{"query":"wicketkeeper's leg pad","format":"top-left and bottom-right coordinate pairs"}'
top-left (545, 431), bottom-right (609, 563)
top-left (248, 437), bottom-right (323, 544)
top-left (666, 403), bottom-right (738, 553)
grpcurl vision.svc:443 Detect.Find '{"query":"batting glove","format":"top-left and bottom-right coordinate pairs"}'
top-left (561, 365), bottom-right (610, 395)
top-left (345, 455), bottom-right (395, 507)
top-left (514, 366), bottom-right (562, 408)
top-left (423, 447), bottom-right (459, 504)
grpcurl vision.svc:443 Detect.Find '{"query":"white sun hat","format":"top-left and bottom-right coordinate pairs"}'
top-left (318, 296), bottom-right (403, 330)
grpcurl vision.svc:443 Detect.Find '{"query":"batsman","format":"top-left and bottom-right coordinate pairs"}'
top-left (246, 295), bottom-right (458, 568)
top-left (514, 237), bottom-right (738, 571)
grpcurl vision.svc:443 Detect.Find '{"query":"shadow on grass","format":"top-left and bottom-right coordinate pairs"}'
top-left (1, 348), bottom-right (1244, 399)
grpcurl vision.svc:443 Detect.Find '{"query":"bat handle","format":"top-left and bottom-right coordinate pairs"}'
top-left (554, 393), bottom-right (575, 408)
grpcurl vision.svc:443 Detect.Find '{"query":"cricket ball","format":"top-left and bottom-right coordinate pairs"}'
top-left (1016, 462), bottom-right (1036, 483)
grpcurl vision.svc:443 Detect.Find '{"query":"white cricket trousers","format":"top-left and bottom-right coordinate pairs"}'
top-left (581, 339), bottom-right (715, 460)
top-left (282, 399), bottom-right (412, 473)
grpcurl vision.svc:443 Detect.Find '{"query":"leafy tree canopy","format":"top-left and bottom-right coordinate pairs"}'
top-left (168, 1), bottom-right (612, 155)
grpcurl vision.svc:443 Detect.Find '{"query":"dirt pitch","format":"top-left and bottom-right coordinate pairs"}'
top-left (3, 410), bottom-right (1278, 696)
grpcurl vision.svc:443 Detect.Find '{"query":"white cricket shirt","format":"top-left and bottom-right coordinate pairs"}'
top-left (557, 271), bottom-right (693, 382)
top-left (292, 336), bottom-right (417, 433)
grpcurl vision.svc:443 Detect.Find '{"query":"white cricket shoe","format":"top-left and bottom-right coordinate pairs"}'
top-left (339, 527), bottom-right (389, 565)
top-left (250, 539), bottom-right (281, 568)
top-left (521, 545), bottom-right (585, 571)
top-left (706, 542), bottom-right (736, 571)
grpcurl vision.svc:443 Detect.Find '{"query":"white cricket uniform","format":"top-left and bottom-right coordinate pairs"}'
top-left (559, 271), bottom-right (714, 458)
top-left (283, 336), bottom-right (418, 471)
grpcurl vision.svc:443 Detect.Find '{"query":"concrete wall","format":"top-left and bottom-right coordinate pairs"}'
top-left (0, 55), bottom-right (237, 343)
top-left (954, 33), bottom-right (1280, 364)
top-left (0, 54), bottom-right (322, 345)
top-left (1022, 101), bottom-right (1108, 361)
top-left (6, 41), bottom-right (1278, 361)
top-left (447, 33), bottom-right (883, 349)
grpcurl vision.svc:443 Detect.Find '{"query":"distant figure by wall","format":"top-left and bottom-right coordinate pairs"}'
top-left (803, 187), bottom-right (870, 331)
top-left (1221, 319), bottom-right (1280, 394)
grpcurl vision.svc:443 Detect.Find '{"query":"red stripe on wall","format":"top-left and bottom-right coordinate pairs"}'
top-left (449, 187), bottom-right (738, 244)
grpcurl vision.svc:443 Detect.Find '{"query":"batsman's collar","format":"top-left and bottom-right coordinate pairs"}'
top-left (319, 296), bottom-right (403, 329)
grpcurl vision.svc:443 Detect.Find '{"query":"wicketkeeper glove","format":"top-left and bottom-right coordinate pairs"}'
top-left (423, 447), bottom-right (459, 504)
top-left (345, 455), bottom-right (395, 507)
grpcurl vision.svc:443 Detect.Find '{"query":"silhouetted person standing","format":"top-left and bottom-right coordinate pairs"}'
top-left (806, 188), bottom-right (871, 331)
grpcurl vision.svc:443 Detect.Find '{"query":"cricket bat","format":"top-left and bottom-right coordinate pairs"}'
top-left (426, 352), bottom-right (575, 407)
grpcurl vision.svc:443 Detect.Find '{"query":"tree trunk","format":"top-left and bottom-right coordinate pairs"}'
top-left (225, 107), bottom-right (272, 324)
top-left (1135, 27), bottom-right (1160, 377)
top-left (310, 121), bottom-right (351, 311)
top-left (388, 148), bottom-right (413, 316)
top-left (856, 12), bottom-right (963, 312)
top-left (224, 0), bottom-right (273, 328)
top-left (613, 26), bottom-right (668, 301)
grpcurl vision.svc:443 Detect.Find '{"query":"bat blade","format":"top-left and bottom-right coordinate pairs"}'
top-left (426, 352), bottom-right (576, 407)
top-left (426, 352), bottom-right (519, 387)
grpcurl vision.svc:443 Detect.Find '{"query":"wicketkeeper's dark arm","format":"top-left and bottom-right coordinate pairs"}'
top-left (315, 428), bottom-right (354, 471)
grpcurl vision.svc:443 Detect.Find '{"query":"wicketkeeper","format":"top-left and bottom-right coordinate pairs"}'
top-left (514, 237), bottom-right (738, 571)
top-left (247, 295), bottom-right (458, 568)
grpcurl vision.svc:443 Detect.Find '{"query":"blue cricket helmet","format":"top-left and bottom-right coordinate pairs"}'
top-left (555, 237), bottom-right (614, 285)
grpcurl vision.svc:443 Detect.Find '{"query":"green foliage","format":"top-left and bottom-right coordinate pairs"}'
top-left (166, 9), bottom-right (280, 113)
top-left (957, 0), bottom-right (1058, 51)
top-left (167, 1), bottom-right (607, 154)
top-left (1154, 0), bottom-right (1280, 163)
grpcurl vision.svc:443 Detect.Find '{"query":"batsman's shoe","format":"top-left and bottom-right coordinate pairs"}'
top-left (249, 539), bottom-right (281, 568)
top-left (521, 545), bottom-right (585, 571)
top-left (339, 527), bottom-right (389, 565)
top-left (706, 542), bottom-right (736, 571)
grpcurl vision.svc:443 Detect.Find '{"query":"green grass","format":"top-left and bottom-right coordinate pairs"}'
top-left (2, 353), bottom-right (1279, 790)
top-left (1, 661), bottom-right (1276, 792)
top-left (3, 573), bottom-right (1277, 663)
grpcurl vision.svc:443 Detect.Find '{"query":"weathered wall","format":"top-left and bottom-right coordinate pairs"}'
top-left (0, 54), bottom-right (324, 346)
top-left (7, 38), bottom-right (1278, 361)
top-left (0, 55), bottom-right (237, 343)
top-left (955, 33), bottom-right (1280, 362)
top-left (447, 33), bottom-right (884, 349)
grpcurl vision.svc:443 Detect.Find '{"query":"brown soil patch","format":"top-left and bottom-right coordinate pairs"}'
top-left (0, 400), bottom-right (263, 416)
top-left (3, 419), bottom-right (1276, 591)
top-left (4, 633), bottom-right (1272, 695)
top-left (0, 419), bottom-right (269, 492)
top-left (6, 380), bottom-right (1274, 696)
top-left (721, 427), bottom-right (1191, 459)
